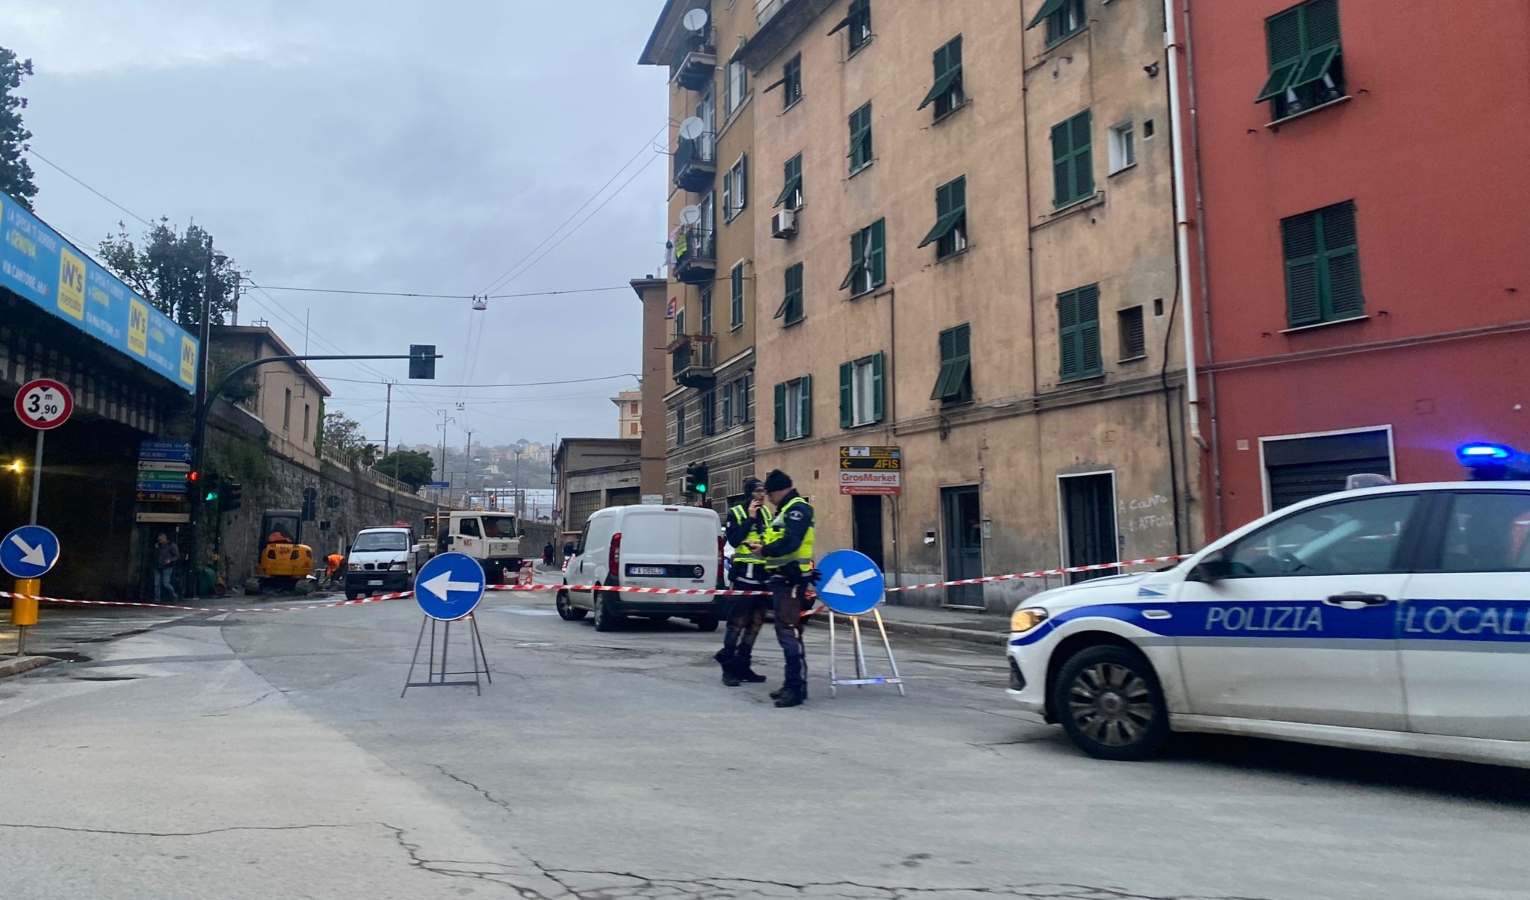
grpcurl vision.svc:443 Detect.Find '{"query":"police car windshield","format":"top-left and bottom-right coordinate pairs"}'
top-left (352, 532), bottom-right (409, 552)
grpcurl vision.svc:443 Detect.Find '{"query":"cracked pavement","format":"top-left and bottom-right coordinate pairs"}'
top-left (3, 596), bottom-right (1529, 899)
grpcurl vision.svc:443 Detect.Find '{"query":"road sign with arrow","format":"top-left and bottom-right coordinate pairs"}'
top-left (814, 548), bottom-right (885, 616)
top-left (1, 525), bottom-right (61, 579)
top-left (412, 551), bottom-right (486, 621)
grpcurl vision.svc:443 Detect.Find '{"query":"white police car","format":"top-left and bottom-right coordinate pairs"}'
top-left (1007, 443), bottom-right (1530, 767)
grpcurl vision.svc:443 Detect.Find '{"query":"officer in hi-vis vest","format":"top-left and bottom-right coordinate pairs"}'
top-left (714, 477), bottom-right (770, 687)
top-left (748, 469), bottom-right (816, 708)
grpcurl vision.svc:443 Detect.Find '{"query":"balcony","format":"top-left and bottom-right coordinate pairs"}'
top-left (672, 225), bottom-right (716, 286)
top-left (672, 29), bottom-right (717, 91)
top-left (673, 132), bottom-right (717, 193)
top-left (670, 336), bottom-right (716, 390)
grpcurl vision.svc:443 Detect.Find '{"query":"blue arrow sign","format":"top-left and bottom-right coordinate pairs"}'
top-left (813, 549), bottom-right (884, 616)
top-left (1, 525), bottom-right (61, 579)
top-left (413, 552), bottom-right (486, 621)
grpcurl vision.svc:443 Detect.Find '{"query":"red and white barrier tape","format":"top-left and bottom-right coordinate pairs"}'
top-left (0, 555), bottom-right (1189, 612)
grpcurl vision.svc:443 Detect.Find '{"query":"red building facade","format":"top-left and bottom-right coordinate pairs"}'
top-left (1184, 0), bottom-right (1530, 537)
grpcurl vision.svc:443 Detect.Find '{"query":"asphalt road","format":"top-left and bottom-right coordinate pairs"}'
top-left (3, 590), bottom-right (1529, 900)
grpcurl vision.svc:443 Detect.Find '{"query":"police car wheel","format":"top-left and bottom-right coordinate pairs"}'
top-left (556, 589), bottom-right (587, 621)
top-left (1052, 645), bottom-right (1168, 761)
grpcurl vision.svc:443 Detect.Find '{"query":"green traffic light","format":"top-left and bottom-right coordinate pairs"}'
top-left (205, 490), bottom-right (219, 502)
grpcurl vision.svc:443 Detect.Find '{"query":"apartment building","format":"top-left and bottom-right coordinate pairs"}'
top-left (740, 0), bottom-right (1197, 608)
top-left (1183, 0), bottom-right (1530, 535)
top-left (639, 0), bottom-right (761, 508)
top-left (612, 389), bottom-right (643, 438)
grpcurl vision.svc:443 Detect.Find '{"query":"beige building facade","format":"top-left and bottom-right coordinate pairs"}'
top-left (612, 389), bottom-right (643, 439)
top-left (212, 325), bottom-right (331, 472)
top-left (640, 0), bottom-right (760, 508)
top-left (740, 0), bottom-right (1198, 609)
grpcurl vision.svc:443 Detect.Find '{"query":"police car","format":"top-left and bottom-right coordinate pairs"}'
top-left (1007, 443), bottom-right (1530, 768)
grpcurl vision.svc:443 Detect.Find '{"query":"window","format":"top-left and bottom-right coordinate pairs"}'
top-left (775, 153), bottom-right (803, 211)
top-left (1058, 284), bottom-right (1102, 381)
top-left (848, 102), bottom-right (873, 173)
top-left (839, 352), bottom-right (885, 428)
top-left (674, 305), bottom-right (685, 340)
top-left (774, 376), bottom-right (812, 441)
top-left (1438, 493), bottom-right (1530, 573)
top-left (724, 59), bottom-right (748, 118)
top-left (931, 324), bottom-right (972, 404)
top-left (700, 389), bottom-right (716, 437)
top-left (1108, 121), bottom-right (1135, 173)
top-left (723, 375), bottom-right (751, 426)
top-left (699, 286), bottom-right (714, 365)
top-left (919, 36), bottom-right (964, 119)
top-left (775, 262), bottom-right (804, 324)
top-left (782, 54), bottom-right (802, 108)
top-left (1220, 494), bottom-right (1418, 578)
top-left (1051, 110), bottom-right (1094, 207)
top-left (1256, 0), bottom-right (1345, 121)
top-left (283, 388), bottom-right (292, 430)
top-left (675, 402), bottom-right (687, 446)
top-left (1027, 0), bottom-right (1085, 45)
top-left (829, 0), bottom-right (873, 53)
top-left (458, 517), bottom-right (482, 538)
top-left (839, 219), bottom-right (886, 296)
top-left (303, 404), bottom-right (311, 441)
top-left (1118, 306), bottom-right (1146, 361)
top-left (721, 380), bottom-right (734, 428)
top-left (1264, 428), bottom-right (1392, 510)
top-left (722, 155), bottom-right (747, 222)
top-left (919, 176), bottom-right (967, 260)
top-left (730, 263), bottom-right (745, 329)
top-left (1282, 200), bottom-right (1362, 327)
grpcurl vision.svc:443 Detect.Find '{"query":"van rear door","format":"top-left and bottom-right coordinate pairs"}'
top-left (617, 507), bottom-right (719, 604)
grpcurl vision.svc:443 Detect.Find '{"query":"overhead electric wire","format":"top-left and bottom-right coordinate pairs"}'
top-left (26, 148), bottom-right (156, 227)
top-left (318, 373), bottom-right (640, 388)
top-left (246, 284), bottom-right (633, 299)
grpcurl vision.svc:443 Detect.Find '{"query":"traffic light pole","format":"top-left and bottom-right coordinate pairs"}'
top-left (185, 350), bottom-right (440, 597)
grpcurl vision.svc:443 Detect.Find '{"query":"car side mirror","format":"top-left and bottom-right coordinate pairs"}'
top-left (1189, 558), bottom-right (1236, 583)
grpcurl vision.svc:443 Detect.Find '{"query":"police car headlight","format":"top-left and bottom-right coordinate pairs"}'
top-left (1010, 607), bottom-right (1049, 633)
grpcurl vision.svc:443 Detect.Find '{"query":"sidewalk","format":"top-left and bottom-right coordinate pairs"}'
top-left (807, 603), bottom-right (1009, 646)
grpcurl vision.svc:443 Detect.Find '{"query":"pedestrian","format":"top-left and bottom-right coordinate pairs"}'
top-left (714, 477), bottom-right (771, 687)
top-left (749, 469), bottom-right (816, 708)
top-left (153, 532), bottom-right (180, 604)
top-left (543, 541), bottom-right (554, 566)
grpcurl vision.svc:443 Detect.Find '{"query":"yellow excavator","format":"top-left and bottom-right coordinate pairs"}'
top-left (248, 509), bottom-right (315, 594)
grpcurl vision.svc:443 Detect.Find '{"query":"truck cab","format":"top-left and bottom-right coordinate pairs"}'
top-left (439, 512), bottom-right (525, 583)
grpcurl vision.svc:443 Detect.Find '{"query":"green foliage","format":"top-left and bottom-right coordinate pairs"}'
top-left (98, 222), bottom-right (240, 329)
top-left (375, 449), bottom-right (435, 489)
top-left (0, 46), bottom-right (37, 209)
top-left (320, 410), bottom-right (366, 464)
top-left (208, 343), bottom-right (259, 404)
top-left (206, 433), bottom-right (273, 491)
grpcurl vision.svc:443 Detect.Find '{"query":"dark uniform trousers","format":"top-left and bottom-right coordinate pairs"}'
top-left (770, 571), bottom-right (810, 691)
top-left (720, 562), bottom-right (770, 664)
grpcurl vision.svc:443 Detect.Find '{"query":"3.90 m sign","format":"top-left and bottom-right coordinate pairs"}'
top-left (14, 378), bottom-right (74, 430)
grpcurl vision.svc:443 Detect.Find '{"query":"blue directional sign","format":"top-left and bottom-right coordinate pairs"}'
top-left (413, 552), bottom-right (487, 621)
top-left (813, 549), bottom-right (884, 616)
top-left (1, 525), bottom-right (61, 579)
top-left (423, 481), bottom-right (452, 489)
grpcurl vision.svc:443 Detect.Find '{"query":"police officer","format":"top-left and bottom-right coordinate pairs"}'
top-left (714, 477), bottom-right (770, 686)
top-left (749, 469), bottom-right (815, 708)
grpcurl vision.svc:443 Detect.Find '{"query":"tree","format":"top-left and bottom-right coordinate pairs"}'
top-left (0, 47), bottom-right (36, 209)
top-left (98, 221), bottom-right (240, 329)
top-left (375, 449), bottom-right (435, 489)
top-left (317, 411), bottom-right (365, 462)
top-left (360, 444), bottom-right (380, 467)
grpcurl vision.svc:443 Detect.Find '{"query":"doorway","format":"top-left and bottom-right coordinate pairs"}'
top-left (1059, 472), bottom-right (1118, 584)
top-left (941, 486), bottom-right (983, 607)
top-left (851, 495), bottom-right (884, 570)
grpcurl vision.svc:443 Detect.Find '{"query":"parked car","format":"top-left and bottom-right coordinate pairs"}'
top-left (557, 504), bottom-right (724, 632)
top-left (344, 526), bottom-right (416, 600)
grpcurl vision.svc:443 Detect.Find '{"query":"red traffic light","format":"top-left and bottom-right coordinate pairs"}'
top-left (188, 471), bottom-right (199, 482)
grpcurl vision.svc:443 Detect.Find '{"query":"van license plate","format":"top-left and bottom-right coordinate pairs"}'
top-left (626, 566), bottom-right (666, 576)
top-left (368, 580), bottom-right (383, 586)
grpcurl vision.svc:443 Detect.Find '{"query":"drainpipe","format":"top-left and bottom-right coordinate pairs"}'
top-left (1163, 0), bottom-right (1205, 452)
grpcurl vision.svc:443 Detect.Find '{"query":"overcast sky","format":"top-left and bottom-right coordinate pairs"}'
top-left (3, 0), bottom-right (669, 451)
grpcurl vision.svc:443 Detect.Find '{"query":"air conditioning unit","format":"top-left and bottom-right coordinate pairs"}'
top-left (771, 209), bottom-right (797, 239)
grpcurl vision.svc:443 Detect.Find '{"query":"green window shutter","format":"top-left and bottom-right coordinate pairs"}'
top-left (1290, 44), bottom-right (1339, 90)
top-left (918, 37), bottom-right (963, 110)
top-left (1321, 202), bottom-right (1363, 318)
top-left (1027, 0), bottom-right (1069, 30)
top-left (775, 154), bottom-right (803, 208)
top-left (1257, 7), bottom-right (1304, 103)
top-left (932, 327), bottom-right (956, 399)
top-left (774, 383), bottom-right (787, 442)
top-left (921, 178), bottom-right (967, 248)
top-left (1303, 0), bottom-right (1341, 48)
top-left (872, 352), bottom-right (885, 422)
top-left (870, 219), bottom-right (886, 287)
top-left (1058, 289), bottom-right (1080, 379)
top-left (1078, 285), bottom-right (1101, 375)
top-left (1051, 120), bottom-right (1072, 206)
top-left (842, 229), bottom-right (865, 291)
top-left (800, 374), bottom-right (813, 437)
top-left (948, 324), bottom-right (971, 399)
top-left (1282, 211), bottom-right (1323, 326)
top-left (1071, 111), bottom-right (1094, 201)
top-left (839, 362), bottom-right (853, 428)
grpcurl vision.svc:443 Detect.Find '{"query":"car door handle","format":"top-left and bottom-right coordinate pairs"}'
top-left (1324, 592), bottom-right (1392, 608)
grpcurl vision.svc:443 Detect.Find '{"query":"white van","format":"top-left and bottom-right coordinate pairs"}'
top-left (556, 505), bottom-right (724, 632)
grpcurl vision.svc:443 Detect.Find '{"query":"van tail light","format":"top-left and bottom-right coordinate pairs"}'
top-left (609, 532), bottom-right (622, 575)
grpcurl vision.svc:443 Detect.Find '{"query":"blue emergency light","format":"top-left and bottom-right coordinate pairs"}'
top-left (1456, 443), bottom-right (1530, 480)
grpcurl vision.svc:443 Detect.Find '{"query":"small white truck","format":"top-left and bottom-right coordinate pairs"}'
top-left (419, 511), bottom-right (528, 583)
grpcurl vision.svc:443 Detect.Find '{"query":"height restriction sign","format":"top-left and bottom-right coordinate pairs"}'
top-left (15, 379), bottom-right (73, 430)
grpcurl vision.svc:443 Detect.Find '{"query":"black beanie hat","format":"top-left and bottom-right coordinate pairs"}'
top-left (763, 469), bottom-right (793, 492)
top-left (743, 476), bottom-right (764, 494)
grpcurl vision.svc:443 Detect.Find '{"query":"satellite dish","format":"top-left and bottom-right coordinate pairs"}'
top-left (678, 117), bottom-right (705, 141)
top-left (680, 205), bottom-right (701, 226)
top-left (682, 8), bottom-right (708, 32)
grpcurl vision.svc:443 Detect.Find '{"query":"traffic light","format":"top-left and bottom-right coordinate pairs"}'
top-left (220, 480), bottom-right (243, 512)
top-left (409, 344), bottom-right (437, 380)
top-left (203, 473), bottom-right (222, 504)
top-left (685, 461), bottom-right (709, 496)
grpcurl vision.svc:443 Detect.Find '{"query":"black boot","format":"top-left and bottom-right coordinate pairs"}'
top-left (735, 648), bottom-right (767, 683)
top-left (715, 648), bottom-right (740, 687)
top-left (773, 686), bottom-right (806, 708)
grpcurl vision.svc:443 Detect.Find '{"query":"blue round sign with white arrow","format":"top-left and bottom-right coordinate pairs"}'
top-left (413, 552), bottom-right (487, 621)
top-left (1, 525), bottom-right (60, 579)
top-left (813, 549), bottom-right (884, 616)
